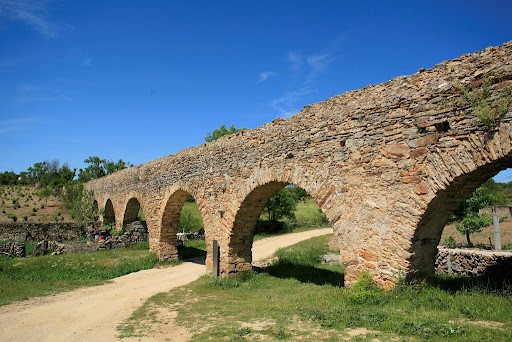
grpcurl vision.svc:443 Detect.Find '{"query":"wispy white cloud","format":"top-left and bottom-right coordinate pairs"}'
top-left (287, 51), bottom-right (303, 76)
top-left (306, 54), bottom-right (335, 82)
top-left (268, 48), bottom-right (335, 118)
top-left (287, 51), bottom-right (302, 65)
top-left (258, 71), bottom-right (278, 83)
top-left (0, 117), bottom-right (39, 134)
top-left (271, 87), bottom-right (315, 117)
top-left (0, 0), bottom-right (57, 38)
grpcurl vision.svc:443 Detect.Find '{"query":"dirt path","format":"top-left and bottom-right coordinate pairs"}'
top-left (0, 228), bottom-right (331, 342)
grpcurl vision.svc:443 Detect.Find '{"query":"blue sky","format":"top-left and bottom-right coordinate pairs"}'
top-left (0, 0), bottom-right (511, 182)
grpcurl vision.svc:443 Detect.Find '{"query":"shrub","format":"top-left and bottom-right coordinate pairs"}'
top-left (255, 219), bottom-right (290, 234)
top-left (442, 236), bottom-right (457, 249)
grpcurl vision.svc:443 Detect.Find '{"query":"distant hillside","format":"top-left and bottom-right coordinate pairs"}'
top-left (0, 186), bottom-right (71, 223)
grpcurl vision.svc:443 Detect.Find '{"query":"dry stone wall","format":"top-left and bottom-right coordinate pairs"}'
top-left (436, 248), bottom-right (512, 278)
top-left (86, 42), bottom-right (512, 288)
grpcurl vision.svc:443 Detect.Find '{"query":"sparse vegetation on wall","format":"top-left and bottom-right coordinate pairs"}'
top-left (460, 79), bottom-right (511, 129)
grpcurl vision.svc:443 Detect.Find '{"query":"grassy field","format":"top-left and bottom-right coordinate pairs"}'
top-left (0, 240), bottom-right (211, 306)
top-left (118, 235), bottom-right (512, 341)
top-left (0, 243), bottom-right (159, 305)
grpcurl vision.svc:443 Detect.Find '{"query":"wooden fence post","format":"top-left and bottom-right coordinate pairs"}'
top-left (213, 239), bottom-right (219, 277)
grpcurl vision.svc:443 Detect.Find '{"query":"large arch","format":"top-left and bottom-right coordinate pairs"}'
top-left (408, 125), bottom-right (512, 281)
top-left (103, 199), bottom-right (115, 225)
top-left (223, 169), bottom-right (334, 275)
top-left (123, 197), bottom-right (142, 224)
top-left (227, 181), bottom-right (289, 272)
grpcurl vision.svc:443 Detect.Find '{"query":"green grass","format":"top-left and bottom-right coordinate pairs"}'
top-left (0, 244), bottom-right (158, 305)
top-left (178, 201), bottom-right (204, 232)
top-left (119, 235), bottom-right (512, 341)
top-left (293, 198), bottom-right (329, 228)
top-left (254, 199), bottom-right (331, 241)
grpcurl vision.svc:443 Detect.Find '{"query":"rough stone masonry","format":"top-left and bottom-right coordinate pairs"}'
top-left (86, 42), bottom-right (512, 288)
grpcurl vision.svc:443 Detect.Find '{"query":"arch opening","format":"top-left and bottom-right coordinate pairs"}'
top-left (123, 197), bottom-right (142, 225)
top-left (409, 157), bottom-right (512, 283)
top-left (227, 182), bottom-right (331, 273)
top-left (103, 199), bottom-right (115, 225)
top-left (160, 191), bottom-right (205, 261)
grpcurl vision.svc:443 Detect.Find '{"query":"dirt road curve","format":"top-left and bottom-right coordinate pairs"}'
top-left (0, 228), bottom-right (331, 342)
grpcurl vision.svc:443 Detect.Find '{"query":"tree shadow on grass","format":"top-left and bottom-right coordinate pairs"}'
top-left (178, 246), bottom-right (206, 265)
top-left (254, 262), bottom-right (344, 287)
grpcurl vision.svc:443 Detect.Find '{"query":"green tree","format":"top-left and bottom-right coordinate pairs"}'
top-left (264, 188), bottom-right (297, 222)
top-left (456, 213), bottom-right (493, 247)
top-left (0, 171), bottom-right (18, 185)
top-left (452, 184), bottom-right (497, 246)
top-left (62, 182), bottom-right (98, 224)
top-left (205, 124), bottom-right (241, 142)
top-left (25, 160), bottom-right (75, 188)
top-left (78, 156), bottom-right (132, 182)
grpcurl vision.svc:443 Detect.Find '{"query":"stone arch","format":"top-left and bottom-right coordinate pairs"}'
top-left (222, 167), bottom-right (334, 274)
top-left (103, 198), bottom-right (115, 225)
top-left (123, 197), bottom-right (142, 224)
top-left (156, 186), bottom-right (205, 260)
top-left (408, 125), bottom-right (512, 282)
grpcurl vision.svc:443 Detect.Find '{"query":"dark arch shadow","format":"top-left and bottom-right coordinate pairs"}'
top-left (104, 198), bottom-right (115, 225)
top-left (123, 197), bottom-right (141, 224)
top-left (254, 262), bottom-right (344, 287)
top-left (178, 246), bottom-right (206, 265)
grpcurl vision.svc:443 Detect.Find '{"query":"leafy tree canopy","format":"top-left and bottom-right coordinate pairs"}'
top-left (264, 187), bottom-right (298, 222)
top-left (77, 156), bottom-right (132, 182)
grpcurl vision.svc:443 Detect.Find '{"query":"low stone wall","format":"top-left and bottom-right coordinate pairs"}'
top-left (0, 222), bottom-right (100, 242)
top-left (98, 221), bottom-right (148, 250)
top-left (436, 247), bottom-right (512, 278)
top-left (0, 242), bottom-right (25, 257)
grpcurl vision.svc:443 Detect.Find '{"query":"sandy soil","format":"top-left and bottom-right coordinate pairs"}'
top-left (0, 228), bottom-right (332, 342)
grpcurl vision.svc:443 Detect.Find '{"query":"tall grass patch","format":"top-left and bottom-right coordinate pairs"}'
top-left (0, 246), bottom-right (158, 305)
top-left (293, 198), bottom-right (329, 228)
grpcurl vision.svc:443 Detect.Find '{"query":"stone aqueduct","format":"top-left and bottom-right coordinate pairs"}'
top-left (86, 42), bottom-right (512, 287)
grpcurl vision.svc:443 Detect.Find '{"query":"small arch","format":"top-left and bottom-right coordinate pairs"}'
top-left (104, 199), bottom-right (115, 225)
top-left (230, 181), bottom-right (288, 265)
top-left (158, 189), bottom-right (205, 260)
top-left (123, 197), bottom-right (141, 224)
